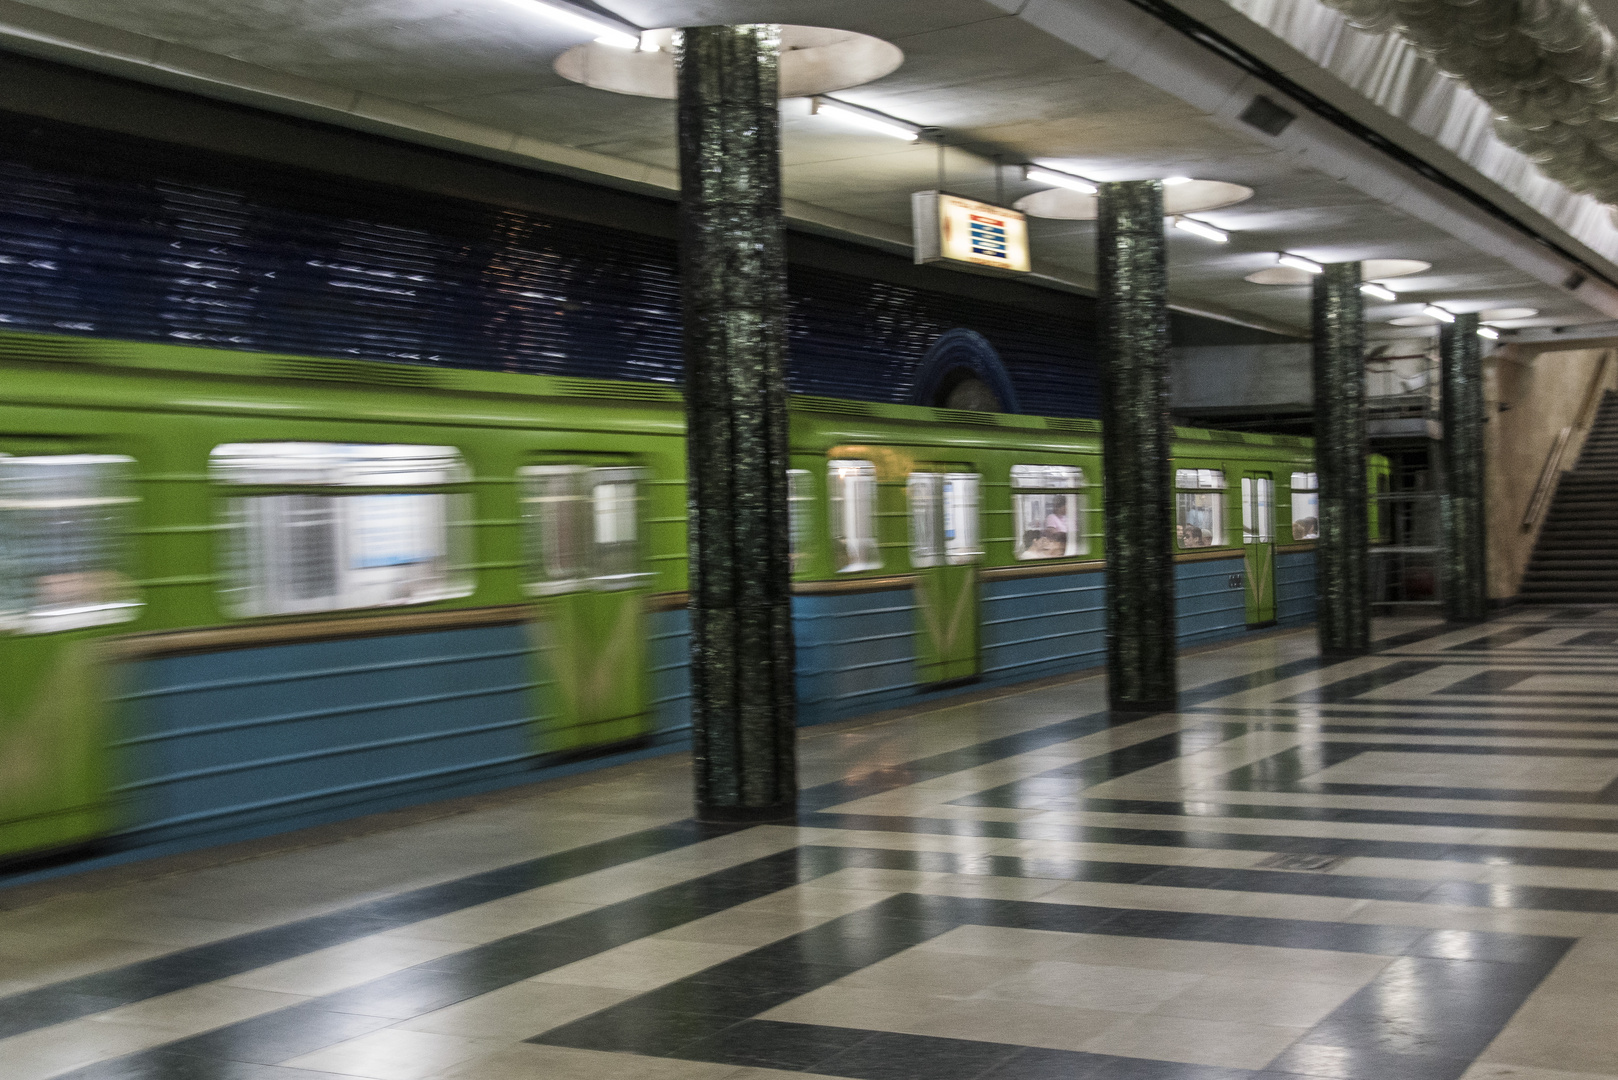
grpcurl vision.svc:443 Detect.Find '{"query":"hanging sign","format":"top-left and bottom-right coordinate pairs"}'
top-left (912, 191), bottom-right (1031, 274)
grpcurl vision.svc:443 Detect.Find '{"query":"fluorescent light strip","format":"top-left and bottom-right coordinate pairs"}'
top-left (525, 0), bottom-right (640, 48)
top-left (1025, 166), bottom-right (1097, 194)
top-left (1277, 253), bottom-right (1323, 274)
top-left (1478, 326), bottom-right (1500, 340)
top-left (1162, 176), bottom-right (1193, 186)
top-left (1173, 217), bottom-right (1228, 242)
top-left (1360, 282), bottom-right (1396, 302)
top-left (813, 98), bottom-right (922, 141)
top-left (1423, 304), bottom-right (1456, 323)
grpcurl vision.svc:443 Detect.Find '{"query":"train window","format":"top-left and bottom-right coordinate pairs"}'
top-left (520, 465), bottom-right (647, 593)
top-left (212, 443), bottom-right (471, 617)
top-left (0, 455), bottom-right (140, 634)
top-left (942, 473), bottom-right (981, 565)
top-left (829, 460), bottom-right (881, 573)
top-left (1175, 468), bottom-right (1225, 549)
top-left (909, 471), bottom-right (982, 568)
top-left (590, 467), bottom-right (644, 589)
top-left (1290, 471), bottom-right (1320, 540)
top-left (1011, 464), bottom-right (1087, 559)
top-left (907, 473), bottom-right (942, 569)
top-left (523, 466), bottom-right (589, 592)
top-left (1241, 477), bottom-right (1274, 543)
top-left (788, 469), bottom-right (813, 572)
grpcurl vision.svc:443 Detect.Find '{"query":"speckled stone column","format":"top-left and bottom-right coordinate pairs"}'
top-left (1441, 312), bottom-right (1488, 621)
top-left (676, 25), bottom-right (797, 822)
top-left (1312, 262), bottom-right (1370, 655)
top-left (1098, 180), bottom-right (1177, 714)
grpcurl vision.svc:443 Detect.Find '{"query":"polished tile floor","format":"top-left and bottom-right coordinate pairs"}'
top-left (5, 610), bottom-right (1618, 1080)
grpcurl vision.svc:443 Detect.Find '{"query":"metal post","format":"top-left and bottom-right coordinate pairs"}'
top-left (1098, 180), bottom-right (1177, 714)
top-left (1441, 312), bottom-right (1487, 621)
top-left (675, 25), bottom-right (797, 821)
top-left (1312, 262), bottom-right (1370, 655)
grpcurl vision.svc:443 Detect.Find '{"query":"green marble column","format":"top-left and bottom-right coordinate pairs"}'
top-left (1311, 263), bottom-right (1370, 655)
top-left (1098, 180), bottom-right (1177, 714)
top-left (675, 25), bottom-right (797, 821)
top-left (1441, 312), bottom-right (1488, 621)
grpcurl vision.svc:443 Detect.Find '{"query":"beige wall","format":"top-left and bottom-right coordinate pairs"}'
top-left (1486, 345), bottom-right (1617, 598)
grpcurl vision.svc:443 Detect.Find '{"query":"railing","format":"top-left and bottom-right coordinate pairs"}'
top-left (1522, 426), bottom-right (1573, 530)
top-left (1521, 351), bottom-right (1614, 531)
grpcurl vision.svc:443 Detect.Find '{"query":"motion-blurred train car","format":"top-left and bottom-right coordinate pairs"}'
top-left (0, 331), bottom-right (1379, 871)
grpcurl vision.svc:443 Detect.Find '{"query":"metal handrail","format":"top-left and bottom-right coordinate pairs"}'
top-left (1522, 426), bottom-right (1572, 530)
top-left (1521, 350), bottom-right (1615, 531)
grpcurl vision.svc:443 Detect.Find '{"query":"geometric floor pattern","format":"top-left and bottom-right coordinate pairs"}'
top-left (3, 610), bottom-right (1618, 1080)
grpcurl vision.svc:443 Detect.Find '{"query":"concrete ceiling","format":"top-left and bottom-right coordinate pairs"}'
top-left (0, 0), bottom-right (1608, 339)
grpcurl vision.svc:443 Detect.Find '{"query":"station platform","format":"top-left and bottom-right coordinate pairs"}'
top-left (3, 611), bottom-right (1617, 1080)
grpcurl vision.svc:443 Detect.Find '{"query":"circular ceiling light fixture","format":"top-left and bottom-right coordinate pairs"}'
top-left (1013, 179), bottom-right (1253, 220)
top-left (1244, 257), bottom-right (1431, 286)
top-left (1479, 307), bottom-right (1539, 322)
top-left (554, 25), bottom-right (904, 99)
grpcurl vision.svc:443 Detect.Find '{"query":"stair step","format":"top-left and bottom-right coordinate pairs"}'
top-left (1522, 391), bottom-right (1618, 601)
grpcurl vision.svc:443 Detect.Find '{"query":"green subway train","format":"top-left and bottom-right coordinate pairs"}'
top-left (0, 329), bottom-right (1383, 871)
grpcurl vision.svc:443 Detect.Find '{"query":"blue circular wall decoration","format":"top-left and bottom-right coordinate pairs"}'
top-left (909, 328), bottom-right (1021, 413)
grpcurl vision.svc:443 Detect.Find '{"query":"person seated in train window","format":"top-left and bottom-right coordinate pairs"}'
top-left (1293, 515), bottom-right (1319, 541)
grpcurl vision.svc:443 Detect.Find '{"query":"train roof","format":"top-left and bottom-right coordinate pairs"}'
top-left (0, 329), bottom-right (1313, 453)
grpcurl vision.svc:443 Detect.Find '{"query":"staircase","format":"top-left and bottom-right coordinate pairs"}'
top-left (1521, 390), bottom-right (1618, 603)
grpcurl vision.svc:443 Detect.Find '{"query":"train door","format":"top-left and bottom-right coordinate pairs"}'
top-left (0, 446), bottom-right (140, 859)
top-left (908, 464), bottom-right (982, 687)
top-left (1240, 471), bottom-right (1277, 626)
top-left (520, 459), bottom-right (651, 756)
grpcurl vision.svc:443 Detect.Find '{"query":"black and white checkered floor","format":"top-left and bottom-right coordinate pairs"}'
top-left (3, 611), bottom-right (1616, 1080)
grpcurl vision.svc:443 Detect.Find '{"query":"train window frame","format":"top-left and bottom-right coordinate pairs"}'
top-left (1175, 467), bottom-right (1227, 550)
top-left (1290, 471), bottom-right (1320, 541)
top-left (828, 460), bottom-right (881, 573)
top-left (1011, 464), bottom-right (1088, 560)
top-left (211, 442), bottom-right (472, 618)
top-left (519, 464), bottom-right (650, 595)
top-left (0, 453), bottom-right (141, 634)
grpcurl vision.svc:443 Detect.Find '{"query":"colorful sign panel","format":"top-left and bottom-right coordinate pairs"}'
top-left (912, 191), bottom-right (1031, 274)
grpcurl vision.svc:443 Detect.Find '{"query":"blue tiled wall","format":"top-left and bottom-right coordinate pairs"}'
top-left (1276, 549), bottom-right (1318, 626)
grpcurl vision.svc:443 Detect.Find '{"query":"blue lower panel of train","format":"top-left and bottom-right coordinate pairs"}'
top-left (118, 627), bottom-right (538, 850)
top-left (1276, 550), bottom-right (1319, 625)
top-left (1176, 556), bottom-right (1249, 647)
top-left (114, 558), bottom-right (1317, 854)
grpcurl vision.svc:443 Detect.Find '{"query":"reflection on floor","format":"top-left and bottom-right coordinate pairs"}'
top-left (4, 610), bottom-right (1618, 1080)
